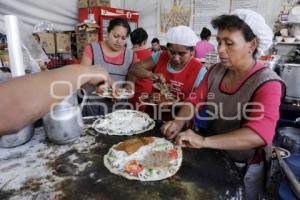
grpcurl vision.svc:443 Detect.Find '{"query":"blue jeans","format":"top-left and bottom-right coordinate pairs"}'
top-left (243, 162), bottom-right (265, 200)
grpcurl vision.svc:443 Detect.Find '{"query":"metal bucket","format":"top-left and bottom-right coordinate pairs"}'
top-left (280, 64), bottom-right (300, 101)
top-left (0, 124), bottom-right (34, 148)
top-left (43, 92), bottom-right (83, 144)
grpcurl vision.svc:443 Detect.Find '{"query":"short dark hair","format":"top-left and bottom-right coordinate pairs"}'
top-left (130, 28), bottom-right (148, 45)
top-left (200, 27), bottom-right (211, 40)
top-left (211, 14), bottom-right (257, 56)
top-left (32, 33), bottom-right (40, 43)
top-left (151, 38), bottom-right (160, 44)
top-left (166, 43), bottom-right (194, 52)
top-left (107, 18), bottom-right (131, 36)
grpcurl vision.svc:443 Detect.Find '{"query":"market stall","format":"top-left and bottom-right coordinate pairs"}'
top-left (0, 119), bottom-right (244, 200)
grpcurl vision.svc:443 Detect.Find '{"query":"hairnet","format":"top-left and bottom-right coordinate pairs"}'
top-left (232, 9), bottom-right (273, 56)
top-left (166, 26), bottom-right (199, 47)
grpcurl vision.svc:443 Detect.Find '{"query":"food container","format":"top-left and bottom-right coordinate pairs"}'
top-left (280, 28), bottom-right (288, 37)
top-left (295, 35), bottom-right (300, 41)
top-left (43, 92), bottom-right (83, 144)
top-left (275, 36), bottom-right (283, 42)
top-left (0, 124), bottom-right (34, 148)
top-left (283, 37), bottom-right (296, 43)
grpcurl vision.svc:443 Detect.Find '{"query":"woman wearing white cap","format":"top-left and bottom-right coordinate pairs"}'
top-left (129, 26), bottom-right (207, 118)
top-left (161, 9), bottom-right (285, 199)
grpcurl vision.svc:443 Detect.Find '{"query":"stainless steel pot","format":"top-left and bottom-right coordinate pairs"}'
top-left (43, 92), bottom-right (83, 144)
top-left (277, 127), bottom-right (300, 155)
top-left (0, 124), bottom-right (34, 148)
top-left (280, 64), bottom-right (300, 101)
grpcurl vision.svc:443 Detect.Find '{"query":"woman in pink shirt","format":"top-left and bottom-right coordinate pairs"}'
top-left (195, 27), bottom-right (215, 59)
top-left (80, 18), bottom-right (138, 116)
top-left (161, 9), bottom-right (285, 200)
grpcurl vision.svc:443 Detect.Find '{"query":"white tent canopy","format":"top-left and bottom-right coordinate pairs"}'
top-left (0, 0), bottom-right (159, 44)
top-left (0, 0), bottom-right (79, 33)
top-left (0, 0), bottom-right (285, 46)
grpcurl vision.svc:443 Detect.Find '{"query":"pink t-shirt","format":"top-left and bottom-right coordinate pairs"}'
top-left (186, 63), bottom-right (283, 145)
top-left (83, 42), bottom-right (139, 64)
top-left (195, 40), bottom-right (215, 59)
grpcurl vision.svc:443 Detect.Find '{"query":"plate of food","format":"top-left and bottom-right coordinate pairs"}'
top-left (139, 92), bottom-right (179, 106)
top-left (93, 87), bottom-right (134, 99)
top-left (92, 110), bottom-right (155, 136)
top-left (104, 136), bottom-right (182, 181)
top-left (153, 82), bottom-right (170, 94)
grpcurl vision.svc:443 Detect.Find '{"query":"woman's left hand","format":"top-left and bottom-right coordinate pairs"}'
top-left (147, 72), bottom-right (166, 83)
top-left (175, 129), bottom-right (205, 148)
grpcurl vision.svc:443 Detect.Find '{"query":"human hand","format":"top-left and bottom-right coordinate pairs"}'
top-left (161, 120), bottom-right (185, 140)
top-left (147, 72), bottom-right (165, 83)
top-left (175, 129), bottom-right (205, 148)
top-left (88, 66), bottom-right (113, 89)
top-left (39, 61), bottom-right (48, 71)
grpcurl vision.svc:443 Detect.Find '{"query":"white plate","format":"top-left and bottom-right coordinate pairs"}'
top-left (291, 6), bottom-right (300, 16)
top-left (104, 137), bottom-right (183, 181)
top-left (93, 89), bottom-right (134, 99)
top-left (92, 110), bottom-right (155, 136)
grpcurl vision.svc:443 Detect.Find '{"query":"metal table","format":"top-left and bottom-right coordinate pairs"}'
top-left (0, 118), bottom-right (245, 200)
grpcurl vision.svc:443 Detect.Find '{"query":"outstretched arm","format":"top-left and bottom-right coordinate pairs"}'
top-left (175, 128), bottom-right (265, 150)
top-left (128, 57), bottom-right (159, 80)
top-left (0, 64), bottom-right (110, 135)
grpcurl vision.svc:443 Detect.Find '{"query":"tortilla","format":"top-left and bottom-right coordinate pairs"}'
top-left (92, 110), bottom-right (155, 136)
top-left (104, 137), bottom-right (182, 181)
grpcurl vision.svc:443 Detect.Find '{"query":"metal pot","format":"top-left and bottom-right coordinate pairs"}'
top-left (0, 124), bottom-right (34, 148)
top-left (280, 64), bottom-right (300, 101)
top-left (277, 127), bottom-right (300, 155)
top-left (43, 92), bottom-right (83, 144)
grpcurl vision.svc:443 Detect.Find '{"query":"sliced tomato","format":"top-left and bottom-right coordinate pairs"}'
top-left (168, 149), bottom-right (178, 160)
top-left (125, 160), bottom-right (143, 176)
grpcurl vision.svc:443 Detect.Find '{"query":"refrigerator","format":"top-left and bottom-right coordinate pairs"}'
top-left (79, 6), bottom-right (139, 41)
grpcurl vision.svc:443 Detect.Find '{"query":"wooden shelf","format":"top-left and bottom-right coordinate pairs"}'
top-left (275, 41), bottom-right (300, 45)
top-left (280, 21), bottom-right (300, 24)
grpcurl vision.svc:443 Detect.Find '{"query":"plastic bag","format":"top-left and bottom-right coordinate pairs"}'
top-left (32, 20), bottom-right (55, 33)
top-left (20, 21), bottom-right (50, 73)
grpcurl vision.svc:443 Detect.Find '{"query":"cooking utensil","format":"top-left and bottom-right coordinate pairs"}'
top-left (0, 124), bottom-right (34, 148)
top-left (43, 92), bottom-right (83, 144)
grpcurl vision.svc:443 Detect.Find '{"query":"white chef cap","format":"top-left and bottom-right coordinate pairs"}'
top-left (166, 26), bottom-right (199, 47)
top-left (232, 9), bottom-right (273, 56)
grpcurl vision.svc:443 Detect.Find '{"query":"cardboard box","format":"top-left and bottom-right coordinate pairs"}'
top-left (89, 0), bottom-right (110, 7)
top-left (78, 0), bottom-right (110, 8)
top-left (56, 32), bottom-right (72, 53)
top-left (78, 0), bottom-right (88, 8)
top-left (76, 24), bottom-right (99, 59)
top-left (76, 23), bottom-right (100, 33)
top-left (0, 50), bottom-right (9, 67)
top-left (36, 32), bottom-right (55, 54)
top-left (76, 32), bottom-right (99, 59)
